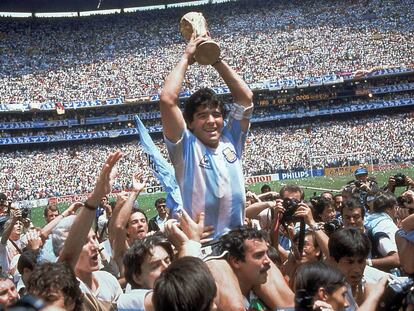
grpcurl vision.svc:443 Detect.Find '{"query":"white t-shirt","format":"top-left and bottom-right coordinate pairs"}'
top-left (364, 265), bottom-right (389, 283)
top-left (0, 236), bottom-right (26, 274)
top-left (366, 212), bottom-right (398, 256)
top-left (78, 270), bottom-right (122, 303)
top-left (117, 289), bottom-right (151, 311)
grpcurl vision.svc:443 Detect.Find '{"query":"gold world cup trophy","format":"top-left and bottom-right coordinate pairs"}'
top-left (180, 12), bottom-right (220, 65)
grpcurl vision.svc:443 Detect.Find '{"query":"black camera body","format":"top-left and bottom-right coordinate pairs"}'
top-left (323, 219), bottom-right (343, 235)
top-left (281, 198), bottom-right (301, 223)
top-left (394, 173), bottom-right (407, 187)
top-left (377, 277), bottom-right (414, 311)
top-left (294, 289), bottom-right (315, 311)
top-left (397, 195), bottom-right (413, 207)
top-left (20, 207), bottom-right (30, 219)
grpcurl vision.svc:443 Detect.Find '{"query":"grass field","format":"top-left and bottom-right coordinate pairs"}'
top-left (29, 167), bottom-right (414, 227)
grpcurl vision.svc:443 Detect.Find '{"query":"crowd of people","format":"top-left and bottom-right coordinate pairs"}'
top-left (0, 111), bottom-right (412, 201)
top-left (0, 3), bottom-right (413, 308)
top-left (0, 153), bottom-right (413, 311)
top-left (0, 0), bottom-right (413, 104)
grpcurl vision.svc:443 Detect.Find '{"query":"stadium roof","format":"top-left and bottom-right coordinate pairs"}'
top-left (0, 0), bottom-right (208, 13)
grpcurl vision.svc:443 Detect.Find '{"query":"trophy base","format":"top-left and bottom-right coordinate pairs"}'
top-left (195, 41), bottom-right (221, 65)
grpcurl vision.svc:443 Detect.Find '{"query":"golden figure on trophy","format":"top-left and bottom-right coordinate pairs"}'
top-left (180, 12), bottom-right (221, 65)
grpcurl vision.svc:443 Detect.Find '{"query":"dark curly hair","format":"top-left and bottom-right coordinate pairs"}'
top-left (313, 197), bottom-right (334, 221)
top-left (220, 226), bottom-right (267, 261)
top-left (123, 233), bottom-right (174, 289)
top-left (27, 262), bottom-right (82, 311)
top-left (183, 88), bottom-right (226, 124)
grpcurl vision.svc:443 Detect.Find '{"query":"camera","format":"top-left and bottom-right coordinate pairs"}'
top-left (377, 277), bottom-right (414, 311)
top-left (354, 180), bottom-right (363, 188)
top-left (394, 173), bottom-right (407, 187)
top-left (7, 295), bottom-right (46, 311)
top-left (294, 289), bottom-right (314, 311)
top-left (397, 195), bottom-right (413, 207)
top-left (20, 207), bottom-right (30, 219)
top-left (281, 198), bottom-right (301, 223)
top-left (323, 219), bottom-right (343, 235)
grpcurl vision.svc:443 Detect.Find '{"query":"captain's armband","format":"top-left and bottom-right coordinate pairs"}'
top-left (230, 103), bottom-right (254, 121)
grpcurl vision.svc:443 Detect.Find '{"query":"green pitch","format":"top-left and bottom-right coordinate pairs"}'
top-left (29, 167), bottom-right (413, 227)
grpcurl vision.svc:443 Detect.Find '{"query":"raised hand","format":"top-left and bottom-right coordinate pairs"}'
top-left (131, 172), bottom-right (148, 193)
top-left (88, 150), bottom-right (123, 206)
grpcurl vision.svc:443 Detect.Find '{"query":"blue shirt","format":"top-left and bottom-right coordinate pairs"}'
top-left (165, 113), bottom-right (248, 238)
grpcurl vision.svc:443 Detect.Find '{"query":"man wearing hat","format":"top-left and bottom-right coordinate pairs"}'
top-left (354, 167), bottom-right (369, 182)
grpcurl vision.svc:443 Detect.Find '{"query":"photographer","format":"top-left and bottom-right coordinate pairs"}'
top-left (0, 208), bottom-right (27, 275)
top-left (385, 174), bottom-right (414, 193)
top-left (349, 168), bottom-right (380, 211)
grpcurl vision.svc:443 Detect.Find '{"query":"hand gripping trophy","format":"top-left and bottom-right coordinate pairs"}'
top-left (180, 12), bottom-right (221, 65)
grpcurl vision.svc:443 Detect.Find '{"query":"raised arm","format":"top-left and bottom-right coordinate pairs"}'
top-left (112, 172), bottom-right (147, 275)
top-left (160, 35), bottom-right (209, 143)
top-left (58, 151), bottom-right (122, 268)
top-left (212, 58), bottom-right (253, 132)
top-left (40, 202), bottom-right (82, 241)
top-left (1, 208), bottom-right (21, 245)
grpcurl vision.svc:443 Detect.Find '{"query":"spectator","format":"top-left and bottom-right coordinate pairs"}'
top-left (152, 257), bottom-right (217, 311)
top-left (43, 205), bottom-right (60, 224)
top-left (148, 198), bottom-right (169, 232)
top-left (328, 228), bottom-right (388, 310)
top-left (365, 191), bottom-right (400, 272)
top-left (0, 272), bottom-right (18, 308)
top-left (294, 261), bottom-right (348, 311)
top-left (118, 234), bottom-right (174, 310)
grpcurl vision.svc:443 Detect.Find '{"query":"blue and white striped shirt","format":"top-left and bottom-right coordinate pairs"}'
top-left (165, 113), bottom-right (248, 238)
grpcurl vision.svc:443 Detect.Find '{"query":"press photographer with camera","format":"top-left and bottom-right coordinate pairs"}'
top-left (274, 187), bottom-right (331, 288)
top-left (0, 207), bottom-right (28, 276)
top-left (386, 173), bottom-right (414, 194)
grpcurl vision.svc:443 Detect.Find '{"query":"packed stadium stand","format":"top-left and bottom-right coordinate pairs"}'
top-left (0, 0), bottom-right (413, 201)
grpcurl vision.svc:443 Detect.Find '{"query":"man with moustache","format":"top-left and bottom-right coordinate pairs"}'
top-left (220, 227), bottom-right (272, 310)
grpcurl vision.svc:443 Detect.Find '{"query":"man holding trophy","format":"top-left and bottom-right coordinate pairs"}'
top-left (159, 12), bottom-right (294, 311)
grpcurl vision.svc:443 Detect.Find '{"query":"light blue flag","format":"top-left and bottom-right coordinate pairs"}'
top-left (134, 115), bottom-right (182, 214)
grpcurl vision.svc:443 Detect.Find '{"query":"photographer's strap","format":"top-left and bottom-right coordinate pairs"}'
top-left (270, 209), bottom-right (281, 248)
top-left (297, 219), bottom-right (306, 256)
top-left (8, 238), bottom-right (21, 254)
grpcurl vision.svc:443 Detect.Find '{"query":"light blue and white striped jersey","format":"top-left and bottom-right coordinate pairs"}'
top-left (165, 115), bottom-right (247, 239)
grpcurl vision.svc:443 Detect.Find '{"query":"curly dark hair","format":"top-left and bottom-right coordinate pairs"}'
top-left (220, 226), bottom-right (267, 261)
top-left (123, 233), bottom-right (174, 289)
top-left (27, 262), bottom-right (82, 311)
top-left (183, 88), bottom-right (226, 124)
top-left (313, 197), bottom-right (334, 221)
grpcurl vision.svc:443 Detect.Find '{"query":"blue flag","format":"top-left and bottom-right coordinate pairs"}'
top-left (134, 115), bottom-right (182, 214)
